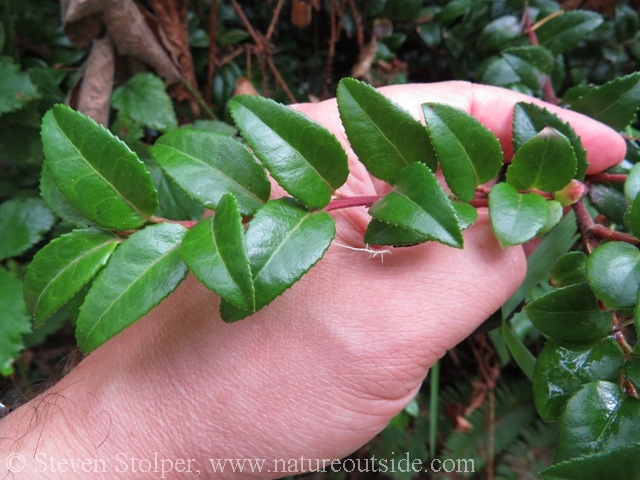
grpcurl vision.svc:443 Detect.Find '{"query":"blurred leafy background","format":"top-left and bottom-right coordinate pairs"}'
top-left (2, 0), bottom-right (640, 478)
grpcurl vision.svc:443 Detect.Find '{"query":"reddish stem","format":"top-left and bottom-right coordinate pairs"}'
top-left (587, 173), bottom-right (628, 183)
top-left (324, 195), bottom-right (383, 211)
top-left (522, 10), bottom-right (558, 104)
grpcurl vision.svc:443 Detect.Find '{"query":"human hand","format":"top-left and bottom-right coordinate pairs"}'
top-left (0, 82), bottom-right (625, 479)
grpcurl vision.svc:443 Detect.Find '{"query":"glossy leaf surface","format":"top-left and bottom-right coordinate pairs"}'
top-left (525, 282), bottom-right (611, 344)
top-left (512, 102), bottom-right (587, 180)
top-left (550, 252), bottom-right (588, 287)
top-left (489, 183), bottom-right (549, 247)
top-left (151, 129), bottom-right (270, 215)
top-left (0, 60), bottom-right (39, 115)
top-left (568, 72), bottom-right (640, 131)
top-left (422, 103), bottom-right (502, 201)
top-left (76, 223), bottom-right (187, 352)
top-left (556, 381), bottom-right (640, 462)
top-left (533, 339), bottom-right (623, 422)
top-left (369, 163), bottom-right (463, 248)
top-left (336, 77), bottom-right (435, 183)
top-left (540, 443), bottom-right (640, 480)
top-left (506, 127), bottom-right (577, 192)
top-left (536, 10), bottom-right (603, 55)
top-left (0, 197), bottom-right (55, 261)
top-left (221, 199), bottom-right (335, 322)
top-left (39, 163), bottom-right (91, 227)
top-left (24, 229), bottom-right (119, 326)
top-left (41, 104), bottom-right (158, 229)
top-left (624, 163), bottom-right (640, 203)
top-left (229, 95), bottom-right (348, 209)
top-left (502, 46), bottom-right (554, 92)
top-left (182, 195), bottom-right (254, 310)
top-left (586, 241), bottom-right (640, 310)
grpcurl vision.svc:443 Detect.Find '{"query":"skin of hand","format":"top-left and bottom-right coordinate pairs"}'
top-left (0, 82), bottom-right (625, 479)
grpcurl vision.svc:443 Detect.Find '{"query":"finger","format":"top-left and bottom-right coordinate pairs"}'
top-left (294, 81), bottom-right (626, 175)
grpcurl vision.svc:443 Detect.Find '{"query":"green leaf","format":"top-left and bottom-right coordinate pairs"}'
top-left (501, 46), bottom-right (555, 92)
top-left (220, 199), bottom-right (335, 322)
top-left (23, 229), bottom-right (119, 326)
top-left (384, 0), bottom-right (422, 21)
top-left (364, 219), bottom-right (426, 247)
top-left (229, 95), bottom-right (348, 209)
top-left (477, 15), bottom-right (522, 51)
top-left (41, 104), bottom-right (158, 229)
top-left (625, 163), bottom-right (640, 203)
top-left (556, 381), bottom-right (640, 462)
top-left (0, 197), bottom-right (55, 261)
top-left (627, 194), bottom-right (640, 241)
top-left (0, 269), bottom-right (32, 376)
top-left (369, 163), bottom-right (463, 248)
top-left (336, 77), bottom-right (436, 183)
top-left (624, 356), bottom-right (640, 392)
top-left (502, 211), bottom-right (578, 316)
top-left (525, 282), bottom-right (612, 343)
top-left (536, 10), bottom-right (604, 56)
top-left (182, 195), bottom-right (254, 311)
top-left (506, 127), bottom-right (577, 192)
top-left (40, 162), bottom-right (92, 227)
top-left (489, 183), bottom-right (549, 247)
top-left (76, 223), bottom-right (187, 352)
top-left (151, 129), bottom-right (270, 215)
top-left (533, 339), bottom-right (623, 422)
top-left (589, 184), bottom-right (628, 225)
top-left (451, 201), bottom-right (478, 230)
top-left (550, 252), bottom-right (588, 287)
top-left (540, 443), bottom-right (640, 480)
top-left (111, 72), bottom-right (177, 132)
top-left (502, 315), bottom-right (536, 381)
top-left (512, 102), bottom-right (587, 180)
top-left (586, 241), bottom-right (640, 310)
top-left (568, 72), bottom-right (640, 131)
top-left (422, 103), bottom-right (502, 202)
top-left (0, 60), bottom-right (40, 115)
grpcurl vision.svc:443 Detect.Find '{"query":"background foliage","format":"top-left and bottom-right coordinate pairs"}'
top-left (2, 0), bottom-right (640, 478)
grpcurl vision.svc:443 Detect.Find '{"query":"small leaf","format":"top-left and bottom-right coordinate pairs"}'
top-left (220, 199), bottom-right (335, 322)
top-left (364, 219), bottom-right (426, 246)
top-left (41, 104), bottom-right (158, 229)
top-left (0, 269), bottom-right (32, 376)
top-left (568, 72), bottom-right (640, 131)
top-left (502, 211), bottom-right (578, 316)
top-left (512, 102), bottom-right (587, 180)
top-left (626, 194), bottom-right (640, 240)
top-left (111, 72), bottom-right (177, 132)
top-left (489, 183), bottom-right (549, 247)
top-left (502, 46), bottom-right (554, 92)
top-left (550, 252), bottom-right (588, 287)
top-left (151, 129), bottom-right (270, 215)
top-left (589, 184), bottom-right (628, 225)
top-left (451, 201), bottom-right (478, 230)
top-left (336, 77), bottom-right (436, 183)
top-left (624, 163), bottom-right (640, 203)
top-left (369, 163), bottom-right (463, 248)
top-left (556, 381), bottom-right (640, 462)
top-left (540, 443), bottom-right (640, 480)
top-left (533, 339), bottom-right (623, 422)
top-left (477, 15), bottom-right (522, 51)
top-left (422, 103), bottom-right (502, 202)
top-left (506, 127), bottom-right (577, 192)
top-left (229, 95), bottom-right (348, 209)
top-left (182, 194), bottom-right (254, 311)
top-left (536, 10), bottom-right (604, 56)
top-left (0, 60), bottom-right (40, 115)
top-left (586, 241), bottom-right (640, 310)
top-left (0, 197), bottom-right (55, 261)
top-left (76, 223), bottom-right (187, 353)
top-left (525, 282), bottom-right (612, 343)
top-left (24, 229), bottom-right (119, 326)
